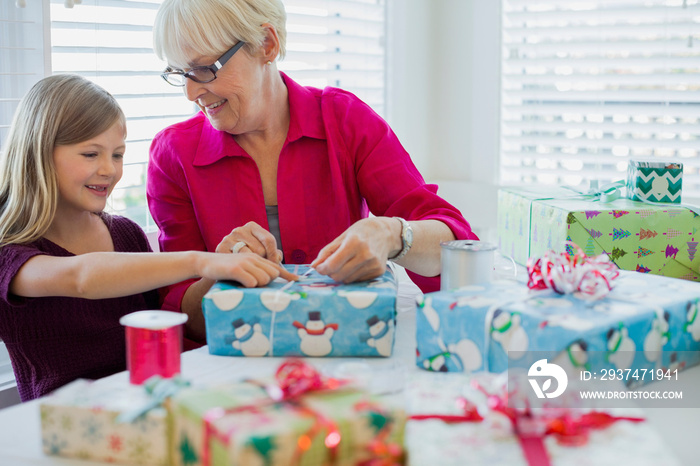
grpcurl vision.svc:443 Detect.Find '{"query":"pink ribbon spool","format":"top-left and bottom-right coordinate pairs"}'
top-left (119, 310), bottom-right (188, 385)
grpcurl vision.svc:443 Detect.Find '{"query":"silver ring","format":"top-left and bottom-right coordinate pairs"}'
top-left (231, 241), bottom-right (247, 253)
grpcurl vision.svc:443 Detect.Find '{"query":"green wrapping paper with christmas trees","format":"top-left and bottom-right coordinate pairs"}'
top-left (169, 360), bottom-right (405, 466)
top-left (497, 186), bottom-right (700, 281)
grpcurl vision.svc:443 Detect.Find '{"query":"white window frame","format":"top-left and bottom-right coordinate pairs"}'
top-left (500, 0), bottom-right (700, 201)
top-left (2, 0), bottom-right (389, 234)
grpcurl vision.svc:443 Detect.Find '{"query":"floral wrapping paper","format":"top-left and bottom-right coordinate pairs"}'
top-left (170, 381), bottom-right (405, 466)
top-left (40, 379), bottom-right (170, 465)
top-left (497, 186), bottom-right (700, 281)
top-left (415, 271), bottom-right (700, 383)
top-left (405, 372), bottom-right (680, 466)
top-left (203, 265), bottom-right (397, 358)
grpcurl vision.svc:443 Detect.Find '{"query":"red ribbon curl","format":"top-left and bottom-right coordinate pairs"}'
top-left (527, 242), bottom-right (619, 300)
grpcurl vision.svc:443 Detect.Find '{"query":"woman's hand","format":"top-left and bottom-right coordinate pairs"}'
top-left (196, 251), bottom-right (297, 287)
top-left (216, 221), bottom-right (283, 263)
top-left (311, 217), bottom-right (400, 283)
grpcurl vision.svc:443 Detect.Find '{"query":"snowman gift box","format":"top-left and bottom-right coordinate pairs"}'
top-left (416, 270), bottom-right (700, 383)
top-left (203, 265), bottom-right (397, 357)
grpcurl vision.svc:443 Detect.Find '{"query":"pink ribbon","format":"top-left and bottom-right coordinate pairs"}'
top-left (408, 377), bottom-right (644, 466)
top-left (527, 242), bottom-right (619, 300)
top-left (472, 380), bottom-right (645, 466)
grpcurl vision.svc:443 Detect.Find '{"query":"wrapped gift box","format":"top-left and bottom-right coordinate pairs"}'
top-left (497, 186), bottom-right (700, 281)
top-left (40, 379), bottom-right (170, 465)
top-left (415, 271), bottom-right (700, 381)
top-left (171, 379), bottom-right (405, 466)
top-left (626, 161), bottom-right (683, 204)
top-left (405, 372), bottom-right (680, 466)
top-left (203, 265), bottom-right (397, 357)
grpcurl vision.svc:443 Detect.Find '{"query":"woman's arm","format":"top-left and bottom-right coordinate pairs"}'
top-left (10, 251), bottom-right (295, 300)
top-left (312, 89), bottom-right (476, 286)
top-left (311, 217), bottom-right (454, 283)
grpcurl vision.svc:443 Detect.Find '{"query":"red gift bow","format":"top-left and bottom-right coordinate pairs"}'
top-left (408, 379), bottom-right (644, 466)
top-left (527, 242), bottom-right (619, 300)
top-left (473, 379), bottom-right (644, 466)
top-left (201, 359), bottom-right (345, 466)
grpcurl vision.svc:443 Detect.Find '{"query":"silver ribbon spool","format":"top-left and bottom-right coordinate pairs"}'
top-left (440, 240), bottom-right (497, 290)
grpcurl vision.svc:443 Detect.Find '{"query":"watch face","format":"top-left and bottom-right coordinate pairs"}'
top-left (405, 224), bottom-right (414, 246)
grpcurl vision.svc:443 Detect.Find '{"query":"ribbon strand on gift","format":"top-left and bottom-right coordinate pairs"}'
top-left (115, 375), bottom-right (190, 424)
top-left (409, 377), bottom-right (645, 466)
top-left (472, 378), bottom-right (645, 466)
top-left (524, 180), bottom-right (626, 259)
top-left (354, 400), bottom-right (405, 466)
top-left (201, 359), bottom-right (349, 466)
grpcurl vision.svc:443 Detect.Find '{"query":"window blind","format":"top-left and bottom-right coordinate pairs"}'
top-left (0, 1), bottom-right (48, 149)
top-left (50, 0), bottom-right (183, 231)
top-left (280, 0), bottom-right (386, 114)
top-left (501, 0), bottom-right (700, 195)
top-left (3, 0), bottom-right (386, 232)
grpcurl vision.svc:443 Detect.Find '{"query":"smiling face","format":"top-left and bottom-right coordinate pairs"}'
top-left (182, 46), bottom-right (271, 135)
top-left (52, 121), bottom-right (125, 216)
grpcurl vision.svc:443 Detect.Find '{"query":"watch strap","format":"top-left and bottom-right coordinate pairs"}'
top-left (389, 217), bottom-right (412, 261)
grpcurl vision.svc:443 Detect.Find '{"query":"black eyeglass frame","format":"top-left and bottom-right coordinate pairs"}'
top-left (161, 41), bottom-right (246, 87)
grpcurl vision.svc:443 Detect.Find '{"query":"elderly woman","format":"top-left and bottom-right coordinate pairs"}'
top-left (149, 0), bottom-right (478, 341)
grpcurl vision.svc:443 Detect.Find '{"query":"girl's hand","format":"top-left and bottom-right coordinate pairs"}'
top-left (216, 221), bottom-right (283, 263)
top-left (197, 252), bottom-right (297, 287)
top-left (310, 217), bottom-right (399, 283)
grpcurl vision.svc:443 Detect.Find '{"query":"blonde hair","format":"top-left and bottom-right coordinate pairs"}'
top-left (0, 74), bottom-right (125, 245)
top-left (153, 0), bottom-right (287, 69)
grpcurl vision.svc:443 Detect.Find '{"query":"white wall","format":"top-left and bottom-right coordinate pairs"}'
top-left (386, 0), bottom-right (501, 240)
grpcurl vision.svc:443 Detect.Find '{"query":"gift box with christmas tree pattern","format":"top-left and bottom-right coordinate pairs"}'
top-left (170, 369), bottom-right (405, 466)
top-left (497, 186), bottom-right (700, 281)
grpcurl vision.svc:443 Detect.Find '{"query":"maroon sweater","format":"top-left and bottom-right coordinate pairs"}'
top-left (0, 215), bottom-right (159, 401)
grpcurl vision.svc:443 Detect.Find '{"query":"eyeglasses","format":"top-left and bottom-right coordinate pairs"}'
top-left (161, 41), bottom-right (246, 87)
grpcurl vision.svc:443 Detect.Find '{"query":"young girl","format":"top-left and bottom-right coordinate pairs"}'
top-left (0, 74), bottom-right (295, 401)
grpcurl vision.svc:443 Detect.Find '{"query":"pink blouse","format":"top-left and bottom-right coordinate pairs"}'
top-left (147, 73), bottom-right (477, 312)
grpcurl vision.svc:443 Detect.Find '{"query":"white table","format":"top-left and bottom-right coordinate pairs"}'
top-left (0, 279), bottom-right (698, 465)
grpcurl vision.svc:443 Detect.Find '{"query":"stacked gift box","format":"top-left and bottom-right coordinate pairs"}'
top-left (496, 184), bottom-right (700, 281)
top-left (202, 265), bottom-right (398, 358)
top-left (626, 161), bottom-right (683, 204)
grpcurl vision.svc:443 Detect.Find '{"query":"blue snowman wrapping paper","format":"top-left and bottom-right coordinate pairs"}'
top-left (203, 265), bottom-right (397, 357)
top-left (415, 271), bottom-right (700, 384)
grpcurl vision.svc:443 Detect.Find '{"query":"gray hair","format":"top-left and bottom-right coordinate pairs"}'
top-left (153, 0), bottom-right (287, 69)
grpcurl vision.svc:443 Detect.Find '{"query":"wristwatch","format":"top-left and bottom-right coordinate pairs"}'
top-left (389, 217), bottom-right (413, 261)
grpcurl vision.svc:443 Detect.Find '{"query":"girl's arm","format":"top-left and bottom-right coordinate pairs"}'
top-left (9, 251), bottom-right (296, 299)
